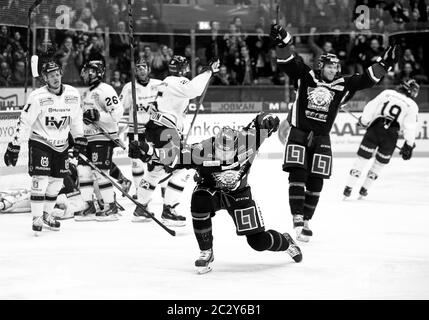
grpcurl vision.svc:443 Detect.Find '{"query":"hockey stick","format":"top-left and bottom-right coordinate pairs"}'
top-left (25, 0), bottom-right (43, 101)
top-left (276, 2), bottom-right (280, 24)
top-left (184, 78), bottom-right (210, 145)
top-left (127, 0), bottom-right (139, 142)
top-left (78, 153), bottom-right (176, 236)
top-left (89, 121), bottom-right (126, 150)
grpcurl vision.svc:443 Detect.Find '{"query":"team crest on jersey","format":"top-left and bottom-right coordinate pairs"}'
top-left (39, 97), bottom-right (54, 107)
top-left (40, 156), bottom-right (49, 167)
top-left (307, 86), bottom-right (334, 112)
top-left (92, 152), bottom-right (98, 163)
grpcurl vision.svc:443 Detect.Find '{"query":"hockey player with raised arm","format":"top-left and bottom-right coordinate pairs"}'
top-left (76, 60), bottom-right (124, 221)
top-left (129, 112), bottom-right (302, 274)
top-left (3, 61), bottom-right (87, 234)
top-left (270, 23), bottom-right (400, 242)
top-left (120, 58), bottom-right (162, 200)
top-left (130, 56), bottom-right (220, 227)
top-left (343, 79), bottom-right (420, 199)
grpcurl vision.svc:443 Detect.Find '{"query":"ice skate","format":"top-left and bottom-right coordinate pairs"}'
top-left (283, 233), bottom-right (303, 262)
top-left (32, 216), bottom-right (43, 236)
top-left (96, 203), bottom-right (119, 222)
top-left (132, 203), bottom-right (153, 222)
top-left (195, 248), bottom-right (214, 274)
top-left (292, 214), bottom-right (304, 238)
top-left (297, 220), bottom-right (312, 243)
top-left (358, 187), bottom-right (368, 199)
top-left (343, 186), bottom-right (352, 200)
top-left (74, 200), bottom-right (97, 221)
top-left (42, 212), bottom-right (60, 231)
top-left (161, 204), bottom-right (186, 227)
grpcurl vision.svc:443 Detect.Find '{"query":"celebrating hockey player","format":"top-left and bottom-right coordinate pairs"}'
top-left (129, 112), bottom-right (302, 273)
top-left (120, 58), bottom-right (163, 202)
top-left (130, 55), bottom-right (220, 227)
top-left (343, 79), bottom-right (419, 199)
top-left (270, 23), bottom-right (400, 242)
top-left (76, 60), bottom-right (124, 221)
top-left (3, 60), bottom-right (87, 234)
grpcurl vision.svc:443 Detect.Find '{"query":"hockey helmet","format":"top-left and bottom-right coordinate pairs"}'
top-left (318, 53), bottom-right (341, 72)
top-left (41, 61), bottom-right (61, 76)
top-left (80, 60), bottom-right (105, 85)
top-left (40, 60), bottom-right (62, 89)
top-left (135, 58), bottom-right (150, 83)
top-left (399, 79), bottom-right (420, 99)
top-left (168, 55), bottom-right (190, 76)
top-left (214, 127), bottom-right (238, 161)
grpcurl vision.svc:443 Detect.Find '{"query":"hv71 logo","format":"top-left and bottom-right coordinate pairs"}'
top-left (45, 116), bottom-right (71, 129)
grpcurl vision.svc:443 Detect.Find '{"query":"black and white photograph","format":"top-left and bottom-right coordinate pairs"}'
top-left (0, 0), bottom-right (428, 308)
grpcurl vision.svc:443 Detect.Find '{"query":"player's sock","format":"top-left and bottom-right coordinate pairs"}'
top-left (288, 182), bottom-right (305, 216)
top-left (78, 165), bottom-right (95, 203)
top-left (43, 177), bottom-right (63, 215)
top-left (96, 170), bottom-right (115, 208)
top-left (30, 176), bottom-right (49, 221)
top-left (131, 159), bottom-right (145, 196)
top-left (303, 190), bottom-right (320, 221)
top-left (192, 211), bottom-right (213, 251)
top-left (246, 230), bottom-right (289, 252)
top-left (361, 160), bottom-right (385, 196)
top-left (109, 162), bottom-right (121, 180)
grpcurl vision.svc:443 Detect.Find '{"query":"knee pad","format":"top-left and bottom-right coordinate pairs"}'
top-left (288, 168), bottom-right (307, 184)
top-left (306, 177), bottom-right (323, 192)
top-left (191, 189), bottom-right (214, 213)
top-left (246, 232), bottom-right (270, 252)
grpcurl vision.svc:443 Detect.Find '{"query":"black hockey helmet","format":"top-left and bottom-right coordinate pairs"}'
top-left (41, 60), bottom-right (61, 77)
top-left (80, 60), bottom-right (105, 85)
top-left (399, 79), bottom-right (420, 99)
top-left (168, 55), bottom-right (189, 76)
top-left (135, 58), bottom-right (150, 83)
top-left (318, 53), bottom-right (341, 71)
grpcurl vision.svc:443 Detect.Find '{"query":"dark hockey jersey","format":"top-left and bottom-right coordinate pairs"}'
top-left (277, 55), bottom-right (387, 135)
top-left (153, 117), bottom-right (268, 192)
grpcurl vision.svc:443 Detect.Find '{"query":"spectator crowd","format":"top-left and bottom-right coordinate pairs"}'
top-left (0, 0), bottom-right (428, 90)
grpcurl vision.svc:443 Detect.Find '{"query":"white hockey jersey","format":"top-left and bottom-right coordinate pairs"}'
top-left (360, 89), bottom-right (419, 146)
top-left (12, 85), bottom-right (83, 152)
top-left (81, 82), bottom-right (124, 142)
top-left (119, 78), bottom-right (163, 133)
top-left (153, 71), bottom-right (211, 132)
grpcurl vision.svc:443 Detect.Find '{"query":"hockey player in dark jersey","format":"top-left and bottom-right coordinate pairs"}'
top-left (129, 112), bottom-right (303, 274)
top-left (270, 23), bottom-right (400, 242)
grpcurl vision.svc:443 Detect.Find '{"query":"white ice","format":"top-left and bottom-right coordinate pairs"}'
top-left (1, 156), bottom-right (429, 300)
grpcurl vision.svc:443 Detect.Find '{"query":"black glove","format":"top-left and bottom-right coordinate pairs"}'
top-left (83, 109), bottom-right (100, 125)
top-left (4, 142), bottom-right (20, 167)
top-left (73, 136), bottom-right (88, 158)
top-left (256, 112), bottom-right (280, 136)
top-left (399, 142), bottom-right (415, 160)
top-left (208, 57), bottom-right (220, 73)
top-left (270, 24), bottom-right (290, 48)
top-left (379, 45), bottom-right (400, 70)
top-left (129, 140), bottom-right (151, 162)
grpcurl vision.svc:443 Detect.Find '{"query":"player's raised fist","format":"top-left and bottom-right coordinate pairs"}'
top-left (270, 24), bottom-right (291, 48)
top-left (256, 112), bottom-right (280, 136)
top-left (208, 58), bottom-right (220, 73)
top-left (4, 142), bottom-right (20, 167)
top-left (381, 44), bottom-right (400, 70)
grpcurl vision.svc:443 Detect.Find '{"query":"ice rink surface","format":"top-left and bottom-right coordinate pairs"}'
top-left (1, 156), bottom-right (429, 300)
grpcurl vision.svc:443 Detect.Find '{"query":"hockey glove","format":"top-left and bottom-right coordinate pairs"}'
top-left (256, 112), bottom-right (280, 137)
top-left (83, 108), bottom-right (100, 125)
top-left (209, 58), bottom-right (220, 73)
top-left (270, 24), bottom-right (292, 48)
top-left (129, 140), bottom-right (152, 162)
top-left (399, 141), bottom-right (415, 160)
top-left (4, 142), bottom-right (20, 167)
top-left (73, 136), bottom-right (88, 158)
top-left (379, 45), bottom-right (400, 71)
top-left (357, 117), bottom-right (368, 129)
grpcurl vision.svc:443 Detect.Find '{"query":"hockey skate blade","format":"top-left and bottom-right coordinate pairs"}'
top-left (162, 219), bottom-right (186, 227)
top-left (297, 234), bottom-right (310, 243)
top-left (42, 225), bottom-right (60, 231)
top-left (196, 265), bottom-right (213, 274)
top-left (96, 216), bottom-right (119, 222)
top-left (74, 215), bottom-right (96, 222)
top-left (132, 216), bottom-right (152, 223)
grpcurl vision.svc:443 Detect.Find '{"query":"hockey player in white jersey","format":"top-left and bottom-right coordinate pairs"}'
top-left (3, 61), bottom-right (87, 234)
top-left (130, 55), bottom-right (220, 226)
top-left (76, 60), bottom-right (124, 221)
top-left (120, 58), bottom-right (162, 200)
top-left (343, 79), bottom-right (420, 198)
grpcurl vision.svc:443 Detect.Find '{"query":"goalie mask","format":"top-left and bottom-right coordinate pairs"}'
top-left (135, 58), bottom-right (150, 85)
top-left (41, 61), bottom-right (62, 90)
top-left (399, 79), bottom-right (420, 99)
top-left (80, 60), bottom-right (105, 85)
top-left (168, 55), bottom-right (190, 77)
top-left (214, 127), bottom-right (238, 162)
